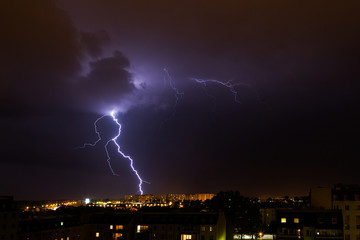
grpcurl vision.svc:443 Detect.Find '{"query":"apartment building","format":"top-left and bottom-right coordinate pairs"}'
top-left (311, 184), bottom-right (360, 240)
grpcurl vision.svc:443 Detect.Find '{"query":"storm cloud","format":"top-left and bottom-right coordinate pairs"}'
top-left (80, 30), bottom-right (110, 59)
top-left (0, 0), bottom-right (137, 116)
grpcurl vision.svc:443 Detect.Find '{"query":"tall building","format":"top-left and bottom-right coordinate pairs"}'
top-left (260, 208), bottom-right (277, 230)
top-left (311, 184), bottom-right (360, 240)
top-left (0, 196), bottom-right (19, 240)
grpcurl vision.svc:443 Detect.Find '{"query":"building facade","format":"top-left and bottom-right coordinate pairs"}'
top-left (276, 209), bottom-right (343, 240)
top-left (0, 196), bottom-right (19, 240)
top-left (311, 184), bottom-right (360, 240)
top-left (16, 211), bottom-right (229, 240)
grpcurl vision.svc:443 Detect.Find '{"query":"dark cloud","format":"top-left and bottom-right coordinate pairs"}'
top-left (59, 0), bottom-right (360, 72)
top-left (76, 50), bottom-right (136, 112)
top-left (0, 0), bottom-right (81, 115)
top-left (87, 51), bottom-right (131, 87)
top-left (80, 30), bottom-right (110, 58)
top-left (0, 0), bottom-right (135, 117)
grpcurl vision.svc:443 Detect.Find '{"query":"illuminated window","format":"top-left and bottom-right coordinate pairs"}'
top-left (116, 225), bottom-right (123, 230)
top-left (181, 234), bottom-right (192, 240)
top-left (281, 218), bottom-right (287, 223)
top-left (137, 225), bottom-right (149, 233)
top-left (294, 218), bottom-right (299, 223)
top-left (201, 226), bottom-right (206, 231)
top-left (110, 225), bottom-right (113, 229)
top-left (67, 238), bottom-right (69, 240)
top-left (96, 232), bottom-right (100, 237)
top-left (210, 226), bottom-right (213, 232)
top-left (113, 233), bottom-right (123, 239)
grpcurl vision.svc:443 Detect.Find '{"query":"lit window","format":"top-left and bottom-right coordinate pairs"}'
top-left (67, 238), bottom-right (69, 240)
top-left (116, 225), bottom-right (123, 230)
top-left (210, 226), bottom-right (213, 232)
top-left (181, 234), bottom-right (192, 240)
top-left (281, 218), bottom-right (286, 223)
top-left (110, 225), bottom-right (113, 229)
top-left (201, 226), bottom-right (206, 231)
top-left (137, 225), bottom-right (149, 233)
top-left (96, 232), bottom-right (100, 237)
top-left (113, 233), bottom-right (123, 239)
top-left (294, 218), bottom-right (299, 223)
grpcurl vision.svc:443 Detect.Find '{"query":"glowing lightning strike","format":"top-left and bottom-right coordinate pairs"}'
top-left (190, 78), bottom-right (245, 104)
top-left (191, 77), bottom-right (271, 110)
top-left (163, 68), bottom-right (184, 123)
top-left (77, 115), bottom-right (107, 149)
top-left (77, 111), bottom-right (145, 195)
top-left (106, 110), bottom-right (144, 195)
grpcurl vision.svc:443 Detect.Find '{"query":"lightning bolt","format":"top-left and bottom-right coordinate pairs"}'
top-left (190, 77), bottom-right (270, 110)
top-left (195, 81), bottom-right (218, 113)
top-left (163, 68), bottom-right (184, 123)
top-left (76, 115), bottom-right (107, 149)
top-left (190, 78), bottom-right (243, 104)
top-left (107, 110), bottom-right (144, 195)
top-left (77, 111), bottom-right (145, 195)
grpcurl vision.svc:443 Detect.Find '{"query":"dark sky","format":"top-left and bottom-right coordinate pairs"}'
top-left (1, 0), bottom-right (360, 200)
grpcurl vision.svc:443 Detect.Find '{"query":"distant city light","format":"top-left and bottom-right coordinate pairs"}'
top-left (52, 206), bottom-right (60, 211)
top-left (85, 198), bottom-right (90, 204)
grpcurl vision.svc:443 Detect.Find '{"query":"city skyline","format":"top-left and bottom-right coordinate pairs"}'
top-left (1, 0), bottom-right (359, 200)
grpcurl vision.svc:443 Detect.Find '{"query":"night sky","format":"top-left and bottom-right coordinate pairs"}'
top-left (1, 0), bottom-right (360, 200)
